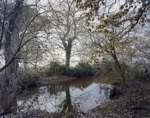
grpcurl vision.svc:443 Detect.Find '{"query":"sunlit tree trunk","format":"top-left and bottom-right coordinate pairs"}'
top-left (62, 39), bottom-right (73, 67)
top-left (65, 41), bottom-right (72, 67)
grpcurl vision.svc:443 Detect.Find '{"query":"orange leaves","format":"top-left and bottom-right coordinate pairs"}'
top-left (94, 58), bottom-right (99, 63)
top-left (96, 25), bottom-right (104, 29)
top-left (99, 29), bottom-right (112, 36)
top-left (88, 50), bottom-right (104, 65)
top-left (108, 37), bottom-right (114, 42)
top-left (102, 2), bottom-right (106, 6)
top-left (114, 12), bottom-right (123, 19)
top-left (102, 29), bottom-right (109, 34)
top-left (120, 5), bottom-right (124, 10)
top-left (85, 13), bottom-right (89, 17)
top-left (86, 21), bottom-right (90, 26)
top-left (113, 23), bottom-right (120, 28)
top-left (102, 57), bottom-right (105, 60)
top-left (88, 28), bottom-right (91, 32)
top-left (92, 17), bottom-right (95, 21)
top-left (141, 24), bottom-right (145, 27)
top-left (88, 49), bottom-right (107, 66)
top-left (102, 20), bottom-right (108, 25)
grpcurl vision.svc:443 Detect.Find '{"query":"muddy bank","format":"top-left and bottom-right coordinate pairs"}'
top-left (1, 110), bottom-right (90, 118)
top-left (38, 76), bottom-right (86, 85)
top-left (91, 79), bottom-right (150, 118)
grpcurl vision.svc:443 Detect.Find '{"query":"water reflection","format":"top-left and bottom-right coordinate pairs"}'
top-left (17, 78), bottom-right (112, 113)
top-left (62, 85), bottom-right (73, 112)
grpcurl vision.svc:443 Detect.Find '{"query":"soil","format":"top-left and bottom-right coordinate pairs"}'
top-left (91, 78), bottom-right (150, 118)
top-left (1, 76), bottom-right (150, 118)
top-left (38, 75), bottom-right (80, 85)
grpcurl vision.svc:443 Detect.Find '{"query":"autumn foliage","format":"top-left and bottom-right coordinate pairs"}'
top-left (74, 0), bottom-right (150, 87)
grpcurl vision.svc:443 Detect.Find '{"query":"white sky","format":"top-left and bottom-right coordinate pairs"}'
top-left (0, 0), bottom-right (149, 69)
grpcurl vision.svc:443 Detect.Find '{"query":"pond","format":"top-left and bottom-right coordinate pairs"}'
top-left (17, 77), bottom-right (113, 113)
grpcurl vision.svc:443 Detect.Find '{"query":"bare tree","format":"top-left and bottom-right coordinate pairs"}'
top-left (2, 0), bottom-right (24, 88)
top-left (46, 0), bottom-right (85, 67)
top-left (0, 0), bottom-right (51, 114)
top-left (0, 0), bottom-right (49, 73)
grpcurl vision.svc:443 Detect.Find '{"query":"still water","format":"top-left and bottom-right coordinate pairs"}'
top-left (17, 77), bottom-right (112, 113)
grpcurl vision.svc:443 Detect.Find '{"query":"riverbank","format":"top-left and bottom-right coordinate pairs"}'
top-left (38, 75), bottom-right (80, 85)
top-left (38, 76), bottom-right (150, 118)
top-left (1, 76), bottom-right (150, 118)
top-left (91, 78), bottom-right (150, 118)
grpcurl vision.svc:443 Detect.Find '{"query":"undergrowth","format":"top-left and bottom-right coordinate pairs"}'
top-left (45, 61), bottom-right (98, 77)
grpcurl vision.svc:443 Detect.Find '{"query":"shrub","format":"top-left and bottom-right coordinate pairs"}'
top-left (72, 62), bottom-right (96, 77)
top-left (17, 68), bottom-right (40, 92)
top-left (0, 89), bottom-right (17, 115)
top-left (127, 66), bottom-right (150, 80)
top-left (0, 68), bottom-right (40, 115)
top-left (97, 60), bottom-right (129, 83)
top-left (46, 61), bottom-right (98, 77)
top-left (46, 61), bottom-right (72, 76)
top-left (46, 61), bottom-right (62, 76)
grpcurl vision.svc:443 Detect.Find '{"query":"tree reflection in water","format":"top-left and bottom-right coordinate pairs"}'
top-left (62, 85), bottom-right (73, 112)
top-left (16, 78), bottom-right (112, 113)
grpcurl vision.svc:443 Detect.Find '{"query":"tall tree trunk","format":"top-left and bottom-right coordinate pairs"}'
top-left (4, 0), bottom-right (23, 87)
top-left (65, 47), bottom-right (71, 67)
top-left (62, 39), bottom-right (72, 67)
top-left (110, 46), bottom-right (127, 88)
top-left (112, 53), bottom-right (126, 86)
top-left (0, 0), bottom-right (23, 115)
